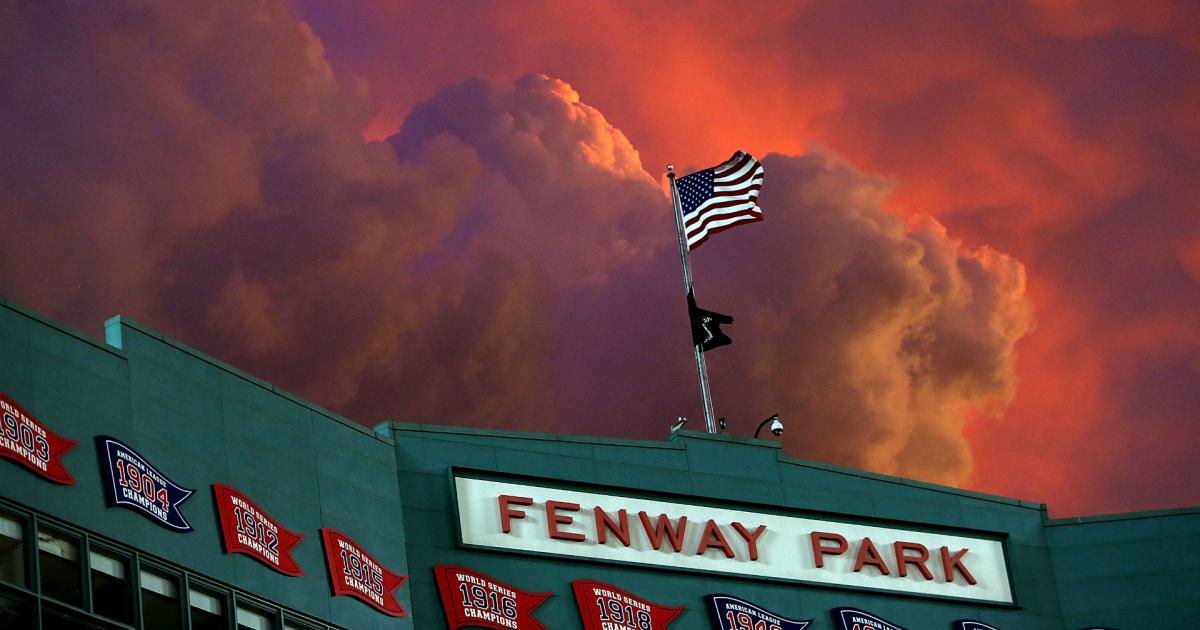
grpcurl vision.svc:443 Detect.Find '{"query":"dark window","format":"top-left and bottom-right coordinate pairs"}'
top-left (0, 501), bottom-right (344, 630)
top-left (42, 601), bottom-right (124, 630)
top-left (140, 567), bottom-right (183, 630)
top-left (189, 585), bottom-right (230, 630)
top-left (90, 546), bottom-right (133, 623)
top-left (38, 526), bottom-right (83, 606)
top-left (0, 589), bottom-right (35, 628)
top-left (284, 618), bottom-right (324, 630)
top-left (0, 511), bottom-right (26, 587)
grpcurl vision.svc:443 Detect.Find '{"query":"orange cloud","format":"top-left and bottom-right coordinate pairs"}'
top-left (3, 0), bottom-right (1197, 517)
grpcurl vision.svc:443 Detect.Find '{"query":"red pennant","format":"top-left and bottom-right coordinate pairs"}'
top-left (212, 484), bottom-right (304, 576)
top-left (434, 565), bottom-right (551, 630)
top-left (0, 392), bottom-right (76, 484)
top-left (572, 580), bottom-right (684, 630)
top-left (320, 528), bottom-right (407, 617)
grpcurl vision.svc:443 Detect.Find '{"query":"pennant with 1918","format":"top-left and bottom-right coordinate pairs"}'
top-left (320, 528), bottom-right (407, 617)
top-left (434, 565), bottom-right (550, 630)
top-left (573, 580), bottom-right (683, 630)
top-left (213, 484), bottom-right (304, 576)
top-left (0, 393), bottom-right (76, 484)
top-left (704, 594), bottom-right (811, 630)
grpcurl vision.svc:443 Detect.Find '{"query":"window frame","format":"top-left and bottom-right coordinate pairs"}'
top-left (0, 498), bottom-right (339, 630)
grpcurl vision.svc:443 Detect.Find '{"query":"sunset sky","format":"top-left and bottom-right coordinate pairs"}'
top-left (2, 1), bottom-right (1197, 517)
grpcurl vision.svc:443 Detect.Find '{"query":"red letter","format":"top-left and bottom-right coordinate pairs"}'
top-left (595, 507), bottom-right (631, 546)
top-left (810, 532), bottom-right (847, 568)
top-left (546, 501), bottom-right (585, 542)
top-left (940, 546), bottom-right (977, 584)
top-left (894, 541), bottom-right (934, 580)
top-left (638, 512), bottom-right (688, 552)
top-left (852, 537), bottom-right (891, 575)
top-left (731, 522), bottom-right (767, 561)
top-left (498, 495), bottom-right (532, 533)
top-left (695, 520), bottom-right (735, 558)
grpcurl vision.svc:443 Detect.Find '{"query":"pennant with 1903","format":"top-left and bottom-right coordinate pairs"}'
top-left (0, 392), bottom-right (76, 484)
top-left (573, 580), bottom-right (683, 630)
top-left (704, 594), bottom-right (811, 630)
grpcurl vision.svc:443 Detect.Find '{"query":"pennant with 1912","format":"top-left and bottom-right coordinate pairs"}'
top-left (0, 392), bottom-right (76, 484)
top-left (434, 565), bottom-right (550, 630)
top-left (832, 607), bottom-right (909, 630)
top-left (97, 436), bottom-right (194, 531)
top-left (704, 594), bottom-right (811, 630)
top-left (320, 528), bottom-right (407, 617)
top-left (213, 484), bottom-right (304, 576)
top-left (573, 580), bottom-right (683, 630)
top-left (954, 621), bottom-right (999, 630)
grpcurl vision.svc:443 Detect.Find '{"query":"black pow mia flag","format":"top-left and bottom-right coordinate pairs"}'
top-left (687, 289), bottom-right (733, 352)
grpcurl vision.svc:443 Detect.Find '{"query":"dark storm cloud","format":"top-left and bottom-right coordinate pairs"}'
top-left (688, 152), bottom-right (1032, 484)
top-left (289, 0), bottom-right (1200, 515)
top-left (0, 0), bottom-right (1032, 487)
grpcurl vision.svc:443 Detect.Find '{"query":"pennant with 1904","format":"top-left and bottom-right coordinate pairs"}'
top-left (704, 594), bottom-right (811, 630)
top-left (97, 436), bottom-right (194, 531)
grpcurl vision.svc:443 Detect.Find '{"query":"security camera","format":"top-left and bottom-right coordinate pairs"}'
top-left (670, 417), bottom-right (689, 434)
top-left (754, 414), bottom-right (783, 439)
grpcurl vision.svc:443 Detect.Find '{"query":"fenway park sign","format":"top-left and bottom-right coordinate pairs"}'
top-left (454, 475), bottom-right (1013, 605)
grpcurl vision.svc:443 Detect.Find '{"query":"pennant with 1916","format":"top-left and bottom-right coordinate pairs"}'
top-left (434, 565), bottom-right (550, 630)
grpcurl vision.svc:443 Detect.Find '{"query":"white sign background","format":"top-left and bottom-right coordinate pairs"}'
top-left (454, 476), bottom-right (1013, 605)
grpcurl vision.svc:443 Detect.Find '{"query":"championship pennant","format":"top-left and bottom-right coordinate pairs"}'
top-left (213, 484), bottom-right (304, 576)
top-left (319, 528), bottom-right (407, 617)
top-left (97, 436), bottom-right (194, 531)
top-left (572, 580), bottom-right (683, 630)
top-left (704, 594), bottom-right (811, 630)
top-left (832, 607), bottom-right (909, 630)
top-left (434, 565), bottom-right (550, 630)
top-left (0, 393), bottom-right (76, 484)
top-left (954, 621), bottom-right (999, 630)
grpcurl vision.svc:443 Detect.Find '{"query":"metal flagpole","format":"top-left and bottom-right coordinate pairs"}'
top-left (667, 165), bottom-right (717, 434)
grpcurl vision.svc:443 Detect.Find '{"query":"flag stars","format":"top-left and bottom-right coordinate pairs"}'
top-left (674, 151), bottom-right (764, 250)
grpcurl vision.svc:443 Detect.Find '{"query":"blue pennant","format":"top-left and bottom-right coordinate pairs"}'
top-left (97, 436), bottom-right (195, 532)
top-left (704, 594), bottom-right (811, 630)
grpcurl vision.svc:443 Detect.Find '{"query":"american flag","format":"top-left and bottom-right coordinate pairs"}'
top-left (676, 150), bottom-right (765, 250)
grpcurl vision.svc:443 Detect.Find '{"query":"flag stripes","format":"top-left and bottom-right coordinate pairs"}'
top-left (677, 150), bottom-right (765, 250)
